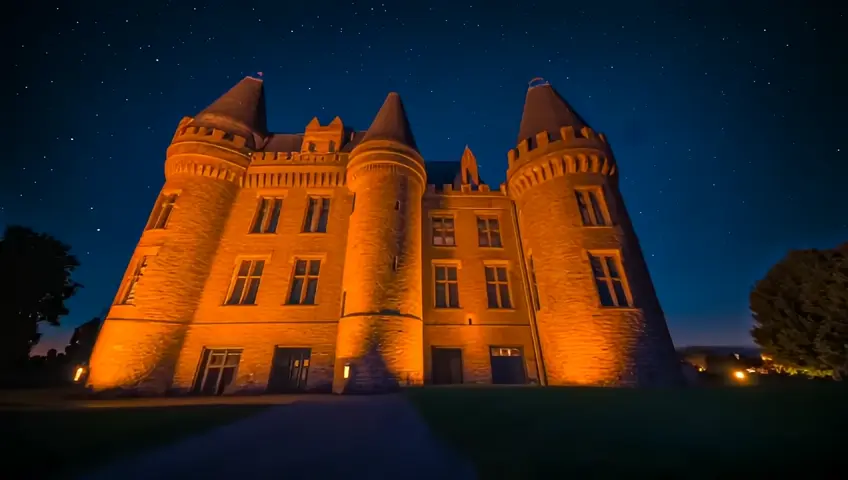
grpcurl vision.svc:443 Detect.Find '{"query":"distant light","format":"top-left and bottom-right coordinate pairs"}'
top-left (343, 364), bottom-right (350, 379)
top-left (733, 370), bottom-right (746, 380)
top-left (73, 366), bottom-right (85, 382)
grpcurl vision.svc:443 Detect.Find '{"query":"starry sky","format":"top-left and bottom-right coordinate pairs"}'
top-left (6, 1), bottom-right (846, 355)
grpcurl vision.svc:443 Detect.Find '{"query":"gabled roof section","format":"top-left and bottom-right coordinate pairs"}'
top-left (195, 76), bottom-right (268, 135)
top-left (361, 92), bottom-right (418, 151)
top-left (517, 78), bottom-right (591, 144)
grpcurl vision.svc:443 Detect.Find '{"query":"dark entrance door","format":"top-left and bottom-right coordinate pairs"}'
top-left (431, 347), bottom-right (463, 385)
top-left (490, 346), bottom-right (526, 384)
top-left (195, 349), bottom-right (242, 395)
top-left (267, 347), bottom-right (311, 393)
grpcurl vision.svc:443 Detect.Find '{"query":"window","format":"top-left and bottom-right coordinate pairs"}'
top-left (484, 265), bottom-right (512, 309)
top-left (307, 142), bottom-right (316, 152)
top-left (250, 197), bottom-right (283, 234)
top-left (575, 188), bottom-right (609, 226)
top-left (146, 193), bottom-right (178, 230)
top-left (226, 260), bottom-right (264, 305)
top-left (477, 217), bottom-right (502, 247)
top-left (194, 348), bottom-right (242, 396)
top-left (491, 347), bottom-right (522, 357)
top-left (434, 264), bottom-right (460, 308)
top-left (328, 140), bottom-right (336, 152)
top-left (288, 259), bottom-right (321, 305)
top-left (118, 256), bottom-right (149, 305)
top-left (528, 255), bottom-right (540, 311)
top-left (589, 253), bottom-right (631, 307)
top-left (431, 216), bottom-right (456, 246)
top-left (303, 197), bottom-right (330, 233)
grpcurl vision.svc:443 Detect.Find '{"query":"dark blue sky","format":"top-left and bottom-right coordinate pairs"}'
top-left (6, 1), bottom-right (845, 354)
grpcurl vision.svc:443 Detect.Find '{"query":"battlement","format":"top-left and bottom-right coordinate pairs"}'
top-left (425, 183), bottom-right (506, 196)
top-left (171, 117), bottom-right (252, 150)
top-left (507, 126), bottom-right (609, 168)
top-left (250, 151), bottom-right (346, 165)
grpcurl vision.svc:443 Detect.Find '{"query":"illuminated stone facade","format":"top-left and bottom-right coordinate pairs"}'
top-left (87, 77), bottom-right (681, 395)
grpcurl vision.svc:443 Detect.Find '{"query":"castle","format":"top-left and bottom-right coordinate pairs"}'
top-left (86, 76), bottom-right (681, 395)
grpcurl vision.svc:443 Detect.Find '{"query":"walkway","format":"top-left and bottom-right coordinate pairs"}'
top-left (76, 394), bottom-right (477, 480)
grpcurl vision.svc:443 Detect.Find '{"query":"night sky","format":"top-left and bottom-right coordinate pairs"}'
top-left (6, 1), bottom-right (846, 355)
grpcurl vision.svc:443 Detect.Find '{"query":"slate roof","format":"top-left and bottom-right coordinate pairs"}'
top-left (360, 92), bottom-right (419, 151)
top-left (195, 77), bottom-right (268, 134)
top-left (517, 82), bottom-right (591, 144)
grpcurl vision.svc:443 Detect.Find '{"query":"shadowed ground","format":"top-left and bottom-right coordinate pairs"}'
top-left (405, 385), bottom-right (846, 479)
top-left (74, 394), bottom-right (475, 480)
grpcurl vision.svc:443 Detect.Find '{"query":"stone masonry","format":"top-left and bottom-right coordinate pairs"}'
top-left (86, 76), bottom-right (681, 395)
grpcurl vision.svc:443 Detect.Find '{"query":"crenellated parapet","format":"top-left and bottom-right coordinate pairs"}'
top-left (165, 117), bottom-right (252, 185)
top-left (250, 151), bottom-right (346, 165)
top-left (506, 125), bottom-right (617, 200)
top-left (171, 117), bottom-right (255, 150)
top-left (424, 183), bottom-right (505, 195)
top-left (347, 140), bottom-right (427, 189)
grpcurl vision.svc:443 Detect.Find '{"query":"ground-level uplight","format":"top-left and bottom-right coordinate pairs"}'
top-left (73, 365), bottom-right (86, 382)
top-left (733, 370), bottom-right (746, 380)
top-left (343, 364), bottom-right (350, 379)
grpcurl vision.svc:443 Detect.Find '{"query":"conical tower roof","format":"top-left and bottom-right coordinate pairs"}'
top-left (361, 92), bottom-right (418, 151)
top-left (517, 78), bottom-right (590, 144)
top-left (195, 76), bottom-right (267, 134)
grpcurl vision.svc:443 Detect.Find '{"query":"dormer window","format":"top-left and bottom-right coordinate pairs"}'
top-left (328, 141), bottom-right (336, 153)
top-left (308, 142), bottom-right (316, 152)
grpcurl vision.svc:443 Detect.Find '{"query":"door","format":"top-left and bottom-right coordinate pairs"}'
top-left (431, 347), bottom-right (463, 385)
top-left (195, 349), bottom-right (242, 395)
top-left (490, 346), bottom-right (526, 385)
top-left (267, 347), bottom-right (312, 393)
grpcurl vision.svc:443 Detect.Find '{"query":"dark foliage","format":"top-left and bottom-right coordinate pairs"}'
top-left (750, 245), bottom-right (848, 380)
top-left (0, 225), bottom-right (81, 371)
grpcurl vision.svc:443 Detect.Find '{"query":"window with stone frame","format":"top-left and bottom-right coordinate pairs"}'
top-left (477, 216), bottom-right (502, 247)
top-left (431, 216), bottom-right (456, 246)
top-left (303, 197), bottom-right (330, 233)
top-left (433, 264), bottom-right (460, 308)
top-left (117, 256), bottom-right (149, 305)
top-left (250, 197), bottom-right (283, 234)
top-left (146, 193), bottom-right (178, 230)
top-left (575, 187), bottom-right (610, 226)
top-left (288, 259), bottom-right (321, 305)
top-left (484, 265), bottom-right (512, 309)
top-left (225, 259), bottom-right (265, 305)
top-left (588, 253), bottom-right (631, 307)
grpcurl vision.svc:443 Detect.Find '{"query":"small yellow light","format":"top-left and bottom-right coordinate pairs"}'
top-left (343, 364), bottom-right (350, 379)
top-left (733, 370), bottom-right (746, 380)
top-left (74, 367), bottom-right (85, 382)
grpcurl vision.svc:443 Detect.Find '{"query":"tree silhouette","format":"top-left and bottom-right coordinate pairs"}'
top-left (750, 245), bottom-right (848, 380)
top-left (0, 225), bottom-right (81, 371)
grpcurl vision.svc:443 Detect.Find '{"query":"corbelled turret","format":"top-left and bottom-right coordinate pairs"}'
top-left (334, 91), bottom-right (427, 393)
top-left (507, 78), bottom-right (681, 388)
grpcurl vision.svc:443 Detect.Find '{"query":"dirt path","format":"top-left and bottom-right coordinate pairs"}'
top-left (76, 394), bottom-right (476, 480)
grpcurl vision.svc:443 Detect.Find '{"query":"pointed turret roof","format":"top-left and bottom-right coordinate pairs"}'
top-left (517, 78), bottom-right (591, 144)
top-left (361, 92), bottom-right (418, 151)
top-left (195, 76), bottom-right (267, 134)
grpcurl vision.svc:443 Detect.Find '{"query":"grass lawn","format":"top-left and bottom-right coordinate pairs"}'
top-left (4, 404), bottom-right (269, 478)
top-left (406, 385), bottom-right (846, 479)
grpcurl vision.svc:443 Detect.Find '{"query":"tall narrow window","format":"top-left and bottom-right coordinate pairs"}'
top-left (477, 217), bottom-right (502, 247)
top-left (288, 259), bottom-right (321, 305)
top-left (118, 256), bottom-right (149, 305)
top-left (434, 264), bottom-right (460, 308)
top-left (431, 216), bottom-right (456, 246)
top-left (528, 255), bottom-right (541, 311)
top-left (225, 260), bottom-right (265, 305)
top-left (250, 197), bottom-right (283, 234)
top-left (575, 188), bottom-right (609, 226)
top-left (589, 253), bottom-right (631, 307)
top-left (303, 197), bottom-right (330, 233)
top-left (146, 193), bottom-right (178, 230)
top-left (328, 140), bottom-right (336, 152)
top-left (484, 265), bottom-right (512, 309)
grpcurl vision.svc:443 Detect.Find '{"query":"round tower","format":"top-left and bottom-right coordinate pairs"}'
top-left (507, 79), bottom-right (680, 387)
top-left (87, 77), bottom-right (265, 393)
top-left (333, 93), bottom-right (427, 393)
